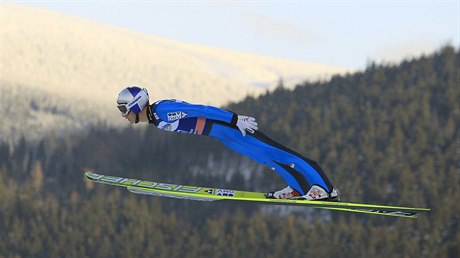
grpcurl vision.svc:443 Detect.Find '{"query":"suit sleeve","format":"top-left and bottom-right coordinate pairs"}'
top-left (155, 100), bottom-right (238, 125)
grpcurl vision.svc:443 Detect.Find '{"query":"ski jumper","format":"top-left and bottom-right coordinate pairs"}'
top-left (147, 100), bottom-right (334, 195)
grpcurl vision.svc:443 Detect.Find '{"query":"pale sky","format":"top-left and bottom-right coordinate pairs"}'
top-left (7, 0), bottom-right (459, 69)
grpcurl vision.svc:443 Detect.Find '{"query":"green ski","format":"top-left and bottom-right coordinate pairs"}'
top-left (85, 171), bottom-right (429, 218)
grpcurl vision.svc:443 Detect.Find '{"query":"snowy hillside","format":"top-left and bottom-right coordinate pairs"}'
top-left (1, 3), bottom-right (351, 143)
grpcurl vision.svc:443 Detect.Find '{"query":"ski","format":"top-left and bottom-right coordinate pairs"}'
top-left (318, 207), bottom-right (419, 218)
top-left (127, 187), bottom-right (419, 218)
top-left (85, 171), bottom-right (429, 218)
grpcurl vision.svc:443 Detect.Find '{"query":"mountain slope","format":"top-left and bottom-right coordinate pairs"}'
top-left (0, 46), bottom-right (458, 258)
top-left (1, 3), bottom-right (350, 143)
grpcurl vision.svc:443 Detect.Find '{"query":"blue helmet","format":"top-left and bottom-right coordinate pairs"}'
top-left (117, 86), bottom-right (149, 117)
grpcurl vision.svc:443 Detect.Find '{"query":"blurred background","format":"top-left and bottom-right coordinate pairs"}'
top-left (1, 1), bottom-right (459, 257)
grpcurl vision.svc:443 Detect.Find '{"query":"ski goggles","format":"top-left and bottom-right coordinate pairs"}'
top-left (117, 103), bottom-right (130, 117)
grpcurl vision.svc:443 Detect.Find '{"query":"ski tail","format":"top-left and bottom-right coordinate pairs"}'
top-left (321, 207), bottom-right (419, 218)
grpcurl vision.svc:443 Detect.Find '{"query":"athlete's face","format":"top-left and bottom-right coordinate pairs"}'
top-left (124, 111), bottom-right (137, 124)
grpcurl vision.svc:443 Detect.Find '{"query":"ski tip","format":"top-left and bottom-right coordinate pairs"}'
top-left (84, 171), bottom-right (101, 180)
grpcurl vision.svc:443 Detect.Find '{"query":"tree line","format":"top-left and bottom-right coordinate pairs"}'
top-left (0, 46), bottom-right (458, 257)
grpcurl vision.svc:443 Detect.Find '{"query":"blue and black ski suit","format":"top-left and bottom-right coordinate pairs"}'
top-left (147, 99), bottom-right (334, 195)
